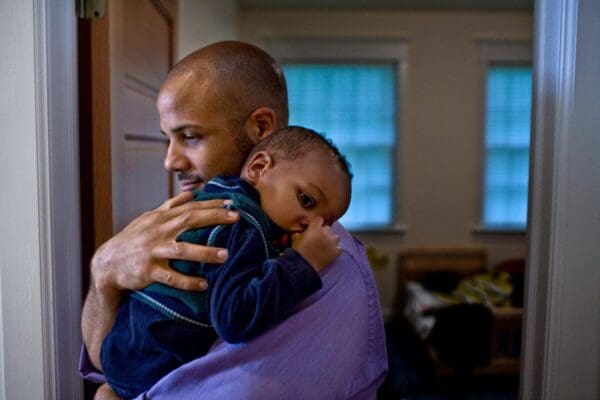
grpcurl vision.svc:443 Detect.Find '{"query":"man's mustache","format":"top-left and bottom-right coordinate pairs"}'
top-left (177, 172), bottom-right (203, 182)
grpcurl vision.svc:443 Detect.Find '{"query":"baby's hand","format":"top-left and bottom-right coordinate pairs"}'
top-left (291, 217), bottom-right (341, 272)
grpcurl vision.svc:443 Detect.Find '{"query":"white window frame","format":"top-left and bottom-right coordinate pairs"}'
top-left (474, 40), bottom-right (533, 234)
top-left (266, 38), bottom-right (408, 232)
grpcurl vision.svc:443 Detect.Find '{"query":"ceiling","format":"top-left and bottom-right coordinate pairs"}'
top-left (238, 0), bottom-right (534, 11)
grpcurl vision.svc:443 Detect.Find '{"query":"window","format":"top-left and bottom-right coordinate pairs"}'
top-left (269, 39), bottom-right (406, 230)
top-left (479, 42), bottom-right (532, 230)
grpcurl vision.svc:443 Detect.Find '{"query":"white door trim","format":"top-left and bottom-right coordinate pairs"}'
top-left (522, 0), bottom-right (600, 398)
top-left (36, 0), bottom-right (83, 398)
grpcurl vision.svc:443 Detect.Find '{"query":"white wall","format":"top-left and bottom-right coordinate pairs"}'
top-left (177, 0), bottom-right (240, 61)
top-left (0, 0), bottom-right (45, 398)
top-left (240, 10), bottom-right (533, 315)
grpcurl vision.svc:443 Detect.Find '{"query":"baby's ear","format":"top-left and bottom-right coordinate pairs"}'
top-left (243, 151), bottom-right (273, 185)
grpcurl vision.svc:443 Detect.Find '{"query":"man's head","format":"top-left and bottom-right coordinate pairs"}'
top-left (242, 126), bottom-right (352, 232)
top-left (158, 41), bottom-right (289, 191)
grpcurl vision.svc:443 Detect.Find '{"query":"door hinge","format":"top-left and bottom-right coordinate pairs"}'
top-left (76, 0), bottom-right (106, 19)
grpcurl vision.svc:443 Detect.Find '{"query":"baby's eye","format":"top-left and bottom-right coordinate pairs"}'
top-left (298, 192), bottom-right (315, 209)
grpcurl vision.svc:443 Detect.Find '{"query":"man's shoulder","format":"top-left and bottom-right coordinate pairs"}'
top-left (304, 221), bottom-right (383, 348)
top-left (325, 222), bottom-right (372, 285)
top-left (289, 222), bottom-right (387, 397)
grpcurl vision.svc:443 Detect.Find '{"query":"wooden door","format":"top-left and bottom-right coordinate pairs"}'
top-left (79, 0), bottom-right (177, 257)
top-left (78, 1), bottom-right (177, 398)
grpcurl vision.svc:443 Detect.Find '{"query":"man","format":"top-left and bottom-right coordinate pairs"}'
top-left (81, 41), bottom-right (387, 399)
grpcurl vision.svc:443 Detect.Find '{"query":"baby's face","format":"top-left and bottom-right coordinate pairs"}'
top-left (254, 149), bottom-right (350, 232)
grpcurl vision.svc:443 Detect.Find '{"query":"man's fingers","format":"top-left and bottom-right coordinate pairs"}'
top-left (160, 193), bottom-right (232, 213)
top-left (152, 242), bottom-right (228, 264)
top-left (149, 265), bottom-right (209, 291)
top-left (177, 198), bottom-right (233, 212)
top-left (164, 206), bottom-right (239, 234)
top-left (159, 191), bottom-right (194, 210)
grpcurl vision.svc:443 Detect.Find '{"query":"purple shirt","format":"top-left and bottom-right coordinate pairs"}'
top-left (80, 223), bottom-right (388, 399)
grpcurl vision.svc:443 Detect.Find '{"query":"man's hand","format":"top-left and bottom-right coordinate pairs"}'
top-left (291, 217), bottom-right (341, 272)
top-left (91, 191), bottom-right (239, 296)
top-left (82, 191), bottom-right (239, 370)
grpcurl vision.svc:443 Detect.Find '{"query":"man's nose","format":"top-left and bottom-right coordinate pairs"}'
top-left (164, 142), bottom-right (189, 172)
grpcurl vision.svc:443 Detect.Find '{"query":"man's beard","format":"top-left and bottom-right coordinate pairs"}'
top-left (233, 127), bottom-right (255, 161)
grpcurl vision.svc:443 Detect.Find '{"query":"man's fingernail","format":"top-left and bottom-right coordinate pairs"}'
top-left (227, 210), bottom-right (238, 218)
top-left (199, 281), bottom-right (208, 290)
top-left (217, 249), bottom-right (228, 261)
top-left (224, 199), bottom-right (233, 205)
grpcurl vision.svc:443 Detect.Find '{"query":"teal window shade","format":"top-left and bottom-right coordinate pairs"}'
top-left (483, 66), bottom-right (532, 228)
top-left (282, 63), bottom-right (397, 229)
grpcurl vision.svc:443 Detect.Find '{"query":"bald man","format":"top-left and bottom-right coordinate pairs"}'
top-left (81, 41), bottom-right (387, 400)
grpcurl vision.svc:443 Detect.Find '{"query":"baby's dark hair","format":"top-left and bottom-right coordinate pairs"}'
top-left (249, 126), bottom-right (353, 182)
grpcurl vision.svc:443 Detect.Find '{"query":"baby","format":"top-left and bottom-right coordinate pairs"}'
top-left (100, 126), bottom-right (352, 398)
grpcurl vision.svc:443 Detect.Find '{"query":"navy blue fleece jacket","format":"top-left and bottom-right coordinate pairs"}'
top-left (132, 175), bottom-right (323, 343)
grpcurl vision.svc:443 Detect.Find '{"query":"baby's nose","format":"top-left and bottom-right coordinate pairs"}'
top-left (298, 215), bottom-right (315, 231)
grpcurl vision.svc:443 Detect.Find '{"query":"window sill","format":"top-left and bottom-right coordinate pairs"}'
top-left (348, 223), bottom-right (407, 235)
top-left (472, 224), bottom-right (527, 235)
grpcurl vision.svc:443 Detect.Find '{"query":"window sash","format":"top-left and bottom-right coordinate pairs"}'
top-left (283, 63), bottom-right (398, 229)
top-left (482, 65), bottom-right (532, 228)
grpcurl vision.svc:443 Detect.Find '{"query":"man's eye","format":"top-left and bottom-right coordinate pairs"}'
top-left (182, 134), bottom-right (201, 143)
top-left (298, 192), bottom-right (315, 208)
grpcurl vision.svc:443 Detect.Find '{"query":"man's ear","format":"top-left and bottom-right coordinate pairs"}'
top-left (243, 151), bottom-right (273, 185)
top-left (244, 107), bottom-right (277, 144)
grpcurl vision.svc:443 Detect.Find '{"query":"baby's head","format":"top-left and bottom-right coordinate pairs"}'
top-left (241, 126), bottom-right (352, 232)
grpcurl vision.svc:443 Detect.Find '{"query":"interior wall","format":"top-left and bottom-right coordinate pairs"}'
top-left (0, 1), bottom-right (45, 399)
top-left (177, 0), bottom-right (240, 61)
top-left (240, 9), bottom-right (533, 316)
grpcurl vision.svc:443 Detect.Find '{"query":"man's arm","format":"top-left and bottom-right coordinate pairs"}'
top-left (81, 192), bottom-right (240, 369)
top-left (81, 278), bottom-right (121, 371)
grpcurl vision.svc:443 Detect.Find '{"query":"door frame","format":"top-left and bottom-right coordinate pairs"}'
top-left (22, 0), bottom-right (599, 398)
top-left (521, 0), bottom-right (600, 398)
top-left (37, 0), bottom-right (82, 398)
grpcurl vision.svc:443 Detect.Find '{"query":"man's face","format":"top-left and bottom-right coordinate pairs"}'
top-left (251, 149), bottom-right (350, 232)
top-left (157, 78), bottom-right (254, 192)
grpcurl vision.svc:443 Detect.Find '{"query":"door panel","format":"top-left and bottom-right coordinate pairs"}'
top-left (124, 0), bottom-right (170, 90)
top-left (78, 0), bottom-right (177, 256)
top-left (122, 140), bottom-right (171, 225)
top-left (122, 81), bottom-right (162, 140)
